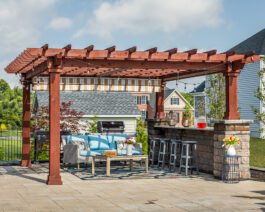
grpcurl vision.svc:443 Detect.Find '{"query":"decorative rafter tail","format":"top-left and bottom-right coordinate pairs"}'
top-left (224, 50), bottom-right (236, 57)
top-left (203, 49), bottom-right (217, 56)
top-left (184, 49), bottom-right (197, 55)
top-left (244, 51), bottom-right (255, 58)
top-left (145, 47), bottom-right (157, 55)
top-left (164, 48), bottom-right (178, 55)
top-left (84, 45), bottom-right (94, 52)
top-left (126, 46), bottom-right (137, 54)
top-left (105, 46), bottom-right (116, 53)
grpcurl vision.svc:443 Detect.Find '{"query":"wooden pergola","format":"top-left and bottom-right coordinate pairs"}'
top-left (5, 44), bottom-right (259, 185)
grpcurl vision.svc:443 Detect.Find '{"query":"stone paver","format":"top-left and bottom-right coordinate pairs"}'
top-left (0, 165), bottom-right (264, 212)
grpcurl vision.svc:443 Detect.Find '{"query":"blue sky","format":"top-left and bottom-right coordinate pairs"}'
top-left (0, 0), bottom-right (264, 92)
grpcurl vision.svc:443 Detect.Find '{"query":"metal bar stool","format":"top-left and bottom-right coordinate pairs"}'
top-left (169, 139), bottom-right (182, 172)
top-left (149, 138), bottom-right (160, 166)
top-left (179, 140), bottom-right (199, 175)
top-left (157, 138), bottom-right (171, 169)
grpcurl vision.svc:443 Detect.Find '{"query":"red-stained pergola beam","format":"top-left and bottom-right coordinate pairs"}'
top-left (21, 75), bottom-right (32, 167)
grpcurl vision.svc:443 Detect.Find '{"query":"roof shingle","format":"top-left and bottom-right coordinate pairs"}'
top-left (34, 91), bottom-right (141, 116)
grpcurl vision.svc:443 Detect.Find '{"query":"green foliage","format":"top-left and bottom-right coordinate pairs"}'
top-left (251, 58), bottom-right (265, 136)
top-left (181, 92), bottom-right (194, 106)
top-left (0, 147), bottom-right (4, 161)
top-left (88, 114), bottom-right (98, 133)
top-left (183, 104), bottom-right (192, 116)
top-left (205, 74), bottom-right (226, 120)
top-left (250, 137), bottom-right (265, 168)
top-left (136, 118), bottom-right (148, 155)
top-left (0, 79), bottom-right (23, 129)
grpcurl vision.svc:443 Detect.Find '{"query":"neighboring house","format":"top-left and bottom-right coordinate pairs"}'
top-left (148, 87), bottom-right (194, 126)
top-left (33, 91), bottom-right (141, 134)
top-left (190, 81), bottom-right (206, 125)
top-left (228, 28), bottom-right (265, 137)
top-left (132, 93), bottom-right (151, 120)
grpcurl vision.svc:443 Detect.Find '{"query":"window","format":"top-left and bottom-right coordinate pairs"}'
top-left (140, 96), bottom-right (147, 105)
top-left (176, 112), bottom-right (180, 123)
top-left (141, 111), bottom-right (148, 120)
top-left (134, 96), bottom-right (138, 104)
top-left (171, 97), bottom-right (179, 105)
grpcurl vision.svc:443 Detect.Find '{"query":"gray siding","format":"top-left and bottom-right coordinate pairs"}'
top-left (238, 60), bottom-right (261, 137)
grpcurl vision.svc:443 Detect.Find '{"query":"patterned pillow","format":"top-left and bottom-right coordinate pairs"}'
top-left (72, 139), bottom-right (90, 151)
top-left (115, 140), bottom-right (127, 150)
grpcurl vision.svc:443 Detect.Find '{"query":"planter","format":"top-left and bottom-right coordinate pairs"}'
top-left (126, 144), bottom-right (133, 155)
top-left (227, 145), bottom-right (236, 156)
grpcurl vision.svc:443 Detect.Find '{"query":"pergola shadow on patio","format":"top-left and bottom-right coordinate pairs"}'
top-left (5, 44), bottom-right (259, 185)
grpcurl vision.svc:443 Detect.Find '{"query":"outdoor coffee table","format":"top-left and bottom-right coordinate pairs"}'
top-left (91, 155), bottom-right (148, 176)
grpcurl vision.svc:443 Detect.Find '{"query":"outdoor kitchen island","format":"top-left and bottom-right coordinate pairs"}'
top-left (147, 119), bottom-right (253, 179)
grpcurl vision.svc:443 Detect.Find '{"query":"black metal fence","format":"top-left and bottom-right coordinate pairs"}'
top-left (0, 129), bottom-right (22, 162)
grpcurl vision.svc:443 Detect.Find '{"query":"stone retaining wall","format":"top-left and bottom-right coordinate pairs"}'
top-left (250, 167), bottom-right (265, 181)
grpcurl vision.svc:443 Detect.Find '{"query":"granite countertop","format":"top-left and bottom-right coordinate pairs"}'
top-left (154, 125), bottom-right (214, 131)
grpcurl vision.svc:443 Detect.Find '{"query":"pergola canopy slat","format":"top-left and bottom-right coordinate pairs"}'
top-left (5, 45), bottom-right (260, 81)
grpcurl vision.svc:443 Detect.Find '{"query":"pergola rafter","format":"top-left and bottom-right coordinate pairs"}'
top-left (4, 44), bottom-right (260, 185)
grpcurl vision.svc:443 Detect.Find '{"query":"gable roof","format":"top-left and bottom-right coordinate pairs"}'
top-left (229, 28), bottom-right (265, 55)
top-left (190, 81), bottom-right (205, 93)
top-left (34, 91), bottom-right (141, 117)
top-left (149, 88), bottom-right (194, 111)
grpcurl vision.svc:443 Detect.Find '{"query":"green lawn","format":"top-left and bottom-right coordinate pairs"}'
top-left (250, 137), bottom-right (265, 168)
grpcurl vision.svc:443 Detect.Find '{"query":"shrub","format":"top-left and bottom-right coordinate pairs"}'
top-left (136, 118), bottom-right (148, 155)
top-left (0, 147), bottom-right (4, 161)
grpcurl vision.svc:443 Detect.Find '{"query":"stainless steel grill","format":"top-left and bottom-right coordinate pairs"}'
top-left (97, 121), bottom-right (125, 133)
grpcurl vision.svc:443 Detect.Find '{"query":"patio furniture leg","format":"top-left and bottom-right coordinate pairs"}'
top-left (130, 159), bottom-right (134, 171)
top-left (185, 144), bottom-right (189, 176)
top-left (145, 157), bottom-right (149, 173)
top-left (106, 157), bottom-right (111, 176)
top-left (92, 157), bottom-right (95, 175)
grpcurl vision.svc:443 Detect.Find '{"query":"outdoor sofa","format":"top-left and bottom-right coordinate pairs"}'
top-left (62, 134), bottom-right (142, 167)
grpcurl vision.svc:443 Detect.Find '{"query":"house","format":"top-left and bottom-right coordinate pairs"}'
top-left (33, 91), bottom-right (141, 134)
top-left (229, 28), bottom-right (265, 137)
top-left (148, 87), bottom-right (194, 126)
top-left (190, 81), bottom-right (206, 125)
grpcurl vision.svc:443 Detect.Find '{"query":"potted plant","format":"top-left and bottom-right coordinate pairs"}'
top-left (222, 136), bottom-right (240, 156)
top-left (125, 137), bottom-right (136, 155)
top-left (182, 105), bottom-right (192, 127)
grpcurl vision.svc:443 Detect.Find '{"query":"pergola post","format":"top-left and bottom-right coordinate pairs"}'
top-left (47, 63), bottom-right (62, 185)
top-left (156, 81), bottom-right (166, 119)
top-left (223, 63), bottom-right (240, 120)
top-left (21, 75), bottom-right (32, 167)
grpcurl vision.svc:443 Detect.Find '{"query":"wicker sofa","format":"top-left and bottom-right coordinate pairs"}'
top-left (62, 134), bottom-right (142, 168)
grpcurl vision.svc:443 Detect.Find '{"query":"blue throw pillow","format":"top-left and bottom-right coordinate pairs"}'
top-left (88, 135), bottom-right (110, 150)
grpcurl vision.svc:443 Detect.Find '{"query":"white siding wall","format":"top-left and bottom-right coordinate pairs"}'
top-left (238, 60), bottom-right (261, 137)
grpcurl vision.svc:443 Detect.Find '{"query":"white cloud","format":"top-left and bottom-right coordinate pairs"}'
top-left (74, 0), bottom-right (223, 38)
top-left (48, 17), bottom-right (73, 30)
top-left (0, 0), bottom-right (56, 57)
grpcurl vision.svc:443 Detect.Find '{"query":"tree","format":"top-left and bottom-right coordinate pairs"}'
top-left (251, 57), bottom-right (265, 137)
top-left (205, 74), bottom-right (226, 120)
top-left (87, 114), bottom-right (98, 133)
top-left (32, 101), bottom-right (88, 134)
top-left (181, 92), bottom-right (193, 105)
top-left (0, 79), bottom-right (23, 129)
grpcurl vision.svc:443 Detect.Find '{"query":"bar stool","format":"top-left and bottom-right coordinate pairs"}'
top-left (157, 138), bottom-right (171, 169)
top-left (169, 139), bottom-right (182, 172)
top-left (179, 140), bottom-right (199, 175)
top-left (149, 138), bottom-right (160, 166)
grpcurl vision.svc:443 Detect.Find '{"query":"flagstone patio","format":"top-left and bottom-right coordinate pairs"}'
top-left (0, 164), bottom-right (264, 212)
